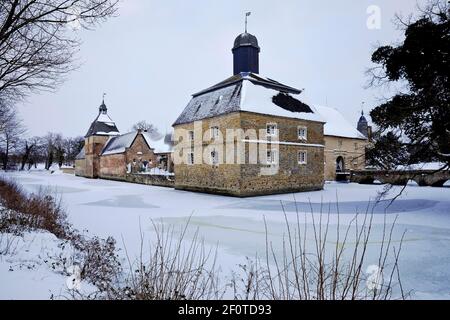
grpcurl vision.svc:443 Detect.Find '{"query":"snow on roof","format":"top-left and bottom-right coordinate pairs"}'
top-left (314, 105), bottom-right (367, 140)
top-left (101, 131), bottom-right (137, 156)
top-left (85, 112), bottom-right (120, 137)
top-left (240, 80), bottom-right (324, 122)
top-left (173, 73), bottom-right (323, 126)
top-left (101, 131), bottom-right (174, 156)
top-left (96, 113), bottom-right (115, 124)
top-left (143, 132), bottom-right (174, 154)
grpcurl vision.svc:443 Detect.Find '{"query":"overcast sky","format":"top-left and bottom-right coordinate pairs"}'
top-left (17, 0), bottom-right (426, 138)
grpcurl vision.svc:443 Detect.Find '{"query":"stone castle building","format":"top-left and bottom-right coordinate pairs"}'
top-left (173, 32), bottom-right (327, 197)
top-left (75, 100), bottom-right (173, 179)
top-left (172, 30), bottom-right (369, 196)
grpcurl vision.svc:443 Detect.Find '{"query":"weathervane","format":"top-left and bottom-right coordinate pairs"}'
top-left (102, 92), bottom-right (106, 103)
top-left (361, 101), bottom-right (365, 115)
top-left (245, 12), bottom-right (251, 33)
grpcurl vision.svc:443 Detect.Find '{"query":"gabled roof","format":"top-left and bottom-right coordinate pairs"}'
top-left (314, 105), bottom-right (367, 140)
top-left (100, 131), bottom-right (174, 156)
top-left (85, 112), bottom-right (120, 137)
top-left (101, 131), bottom-right (137, 156)
top-left (173, 72), bottom-right (323, 126)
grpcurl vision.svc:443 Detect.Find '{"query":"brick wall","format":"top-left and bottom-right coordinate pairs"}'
top-left (99, 154), bottom-right (126, 177)
top-left (124, 134), bottom-right (159, 167)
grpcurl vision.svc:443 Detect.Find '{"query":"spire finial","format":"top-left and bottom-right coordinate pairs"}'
top-left (245, 12), bottom-right (251, 33)
top-left (99, 93), bottom-right (107, 114)
top-left (361, 101), bottom-right (365, 116)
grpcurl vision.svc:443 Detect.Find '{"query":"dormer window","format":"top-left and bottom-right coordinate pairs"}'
top-left (298, 126), bottom-right (307, 141)
top-left (266, 123), bottom-right (277, 137)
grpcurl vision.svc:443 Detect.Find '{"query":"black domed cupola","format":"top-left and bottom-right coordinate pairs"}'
top-left (232, 13), bottom-right (260, 75)
top-left (232, 32), bottom-right (260, 75)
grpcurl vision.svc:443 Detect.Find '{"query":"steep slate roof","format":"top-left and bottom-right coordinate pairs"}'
top-left (101, 131), bottom-right (174, 156)
top-left (173, 72), bottom-right (324, 126)
top-left (101, 131), bottom-right (137, 155)
top-left (85, 112), bottom-right (120, 137)
top-left (314, 105), bottom-right (367, 140)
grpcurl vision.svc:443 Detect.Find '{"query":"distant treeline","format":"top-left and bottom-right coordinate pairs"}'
top-left (0, 101), bottom-right (84, 171)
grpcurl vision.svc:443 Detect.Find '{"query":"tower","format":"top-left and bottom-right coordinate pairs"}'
top-left (83, 97), bottom-right (120, 178)
top-left (357, 110), bottom-right (369, 138)
top-left (232, 13), bottom-right (260, 75)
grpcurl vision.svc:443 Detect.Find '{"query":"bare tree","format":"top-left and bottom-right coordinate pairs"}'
top-left (0, 0), bottom-right (119, 101)
top-left (18, 136), bottom-right (41, 170)
top-left (42, 132), bottom-right (60, 170)
top-left (63, 136), bottom-right (84, 166)
top-left (0, 102), bottom-right (25, 170)
top-left (132, 121), bottom-right (162, 140)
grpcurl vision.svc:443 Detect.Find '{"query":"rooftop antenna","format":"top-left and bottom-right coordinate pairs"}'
top-left (245, 12), bottom-right (251, 33)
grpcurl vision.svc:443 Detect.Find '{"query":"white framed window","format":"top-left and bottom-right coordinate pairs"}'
top-left (266, 123), bottom-right (278, 137)
top-left (266, 149), bottom-right (278, 165)
top-left (210, 126), bottom-right (220, 140)
top-left (211, 150), bottom-right (219, 166)
top-left (188, 130), bottom-right (194, 142)
top-left (298, 126), bottom-right (307, 140)
top-left (187, 151), bottom-right (194, 165)
top-left (298, 151), bottom-right (307, 165)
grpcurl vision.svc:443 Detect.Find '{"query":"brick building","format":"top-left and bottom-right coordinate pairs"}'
top-left (75, 100), bottom-right (173, 179)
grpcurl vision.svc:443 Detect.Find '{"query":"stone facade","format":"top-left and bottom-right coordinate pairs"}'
top-left (173, 111), bottom-right (325, 197)
top-left (323, 135), bottom-right (368, 181)
top-left (100, 173), bottom-right (175, 188)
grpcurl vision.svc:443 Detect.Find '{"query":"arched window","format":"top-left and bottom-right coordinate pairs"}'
top-left (336, 156), bottom-right (345, 173)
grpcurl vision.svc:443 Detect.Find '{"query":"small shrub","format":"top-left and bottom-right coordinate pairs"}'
top-left (0, 178), bottom-right (70, 238)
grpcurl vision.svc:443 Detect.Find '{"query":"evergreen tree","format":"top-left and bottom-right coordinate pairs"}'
top-left (368, 0), bottom-right (449, 169)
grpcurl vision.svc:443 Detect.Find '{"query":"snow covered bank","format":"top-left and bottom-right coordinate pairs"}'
top-left (0, 231), bottom-right (96, 299)
top-left (1, 171), bottom-right (450, 299)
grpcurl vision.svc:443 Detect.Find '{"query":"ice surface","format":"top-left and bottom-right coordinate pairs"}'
top-left (1, 171), bottom-right (450, 299)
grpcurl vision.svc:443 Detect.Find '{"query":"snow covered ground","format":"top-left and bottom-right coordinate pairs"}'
top-left (1, 170), bottom-right (449, 300)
